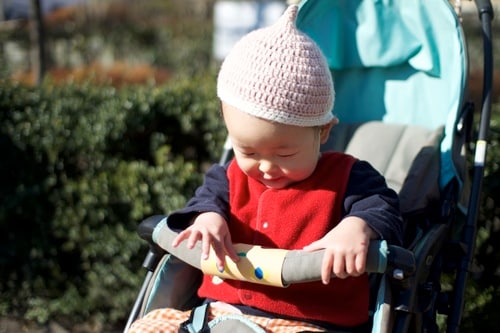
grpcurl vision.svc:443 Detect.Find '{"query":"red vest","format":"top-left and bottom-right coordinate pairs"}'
top-left (198, 152), bottom-right (369, 327)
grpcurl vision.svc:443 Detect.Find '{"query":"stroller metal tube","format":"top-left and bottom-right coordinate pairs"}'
top-left (124, 270), bottom-right (155, 333)
top-left (448, 3), bottom-right (494, 332)
top-left (124, 237), bottom-right (167, 332)
top-left (218, 137), bottom-right (233, 165)
top-left (474, 0), bottom-right (494, 19)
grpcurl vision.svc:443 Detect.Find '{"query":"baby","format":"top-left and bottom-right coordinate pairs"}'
top-left (129, 5), bottom-right (403, 333)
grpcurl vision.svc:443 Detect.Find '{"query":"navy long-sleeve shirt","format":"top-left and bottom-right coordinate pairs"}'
top-left (169, 158), bottom-right (403, 245)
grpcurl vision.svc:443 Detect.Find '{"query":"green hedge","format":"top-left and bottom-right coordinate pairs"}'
top-left (0, 76), bottom-right (225, 328)
top-left (459, 107), bottom-right (500, 332)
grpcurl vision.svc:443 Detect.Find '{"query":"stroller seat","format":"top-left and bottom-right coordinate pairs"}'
top-left (326, 121), bottom-right (443, 216)
top-left (128, 117), bottom-right (444, 332)
top-left (124, 0), bottom-right (495, 332)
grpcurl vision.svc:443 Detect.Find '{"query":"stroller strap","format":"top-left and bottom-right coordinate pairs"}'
top-left (180, 303), bottom-right (209, 333)
top-left (180, 303), bottom-right (266, 333)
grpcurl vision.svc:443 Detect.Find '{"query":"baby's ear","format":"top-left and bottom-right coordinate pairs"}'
top-left (319, 118), bottom-right (338, 143)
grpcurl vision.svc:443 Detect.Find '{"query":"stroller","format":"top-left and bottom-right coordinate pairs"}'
top-left (124, 0), bottom-right (495, 332)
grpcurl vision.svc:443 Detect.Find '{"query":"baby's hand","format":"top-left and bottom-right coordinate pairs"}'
top-left (172, 212), bottom-right (239, 271)
top-left (303, 216), bottom-right (377, 284)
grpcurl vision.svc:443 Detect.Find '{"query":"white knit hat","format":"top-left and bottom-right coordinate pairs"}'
top-left (217, 5), bottom-right (334, 127)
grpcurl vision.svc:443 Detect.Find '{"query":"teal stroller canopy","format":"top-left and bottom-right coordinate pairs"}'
top-left (296, 0), bottom-right (468, 189)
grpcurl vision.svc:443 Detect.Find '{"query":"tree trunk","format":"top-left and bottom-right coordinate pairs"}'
top-left (29, 0), bottom-right (46, 85)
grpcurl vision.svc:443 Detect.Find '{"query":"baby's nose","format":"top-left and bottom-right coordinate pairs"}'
top-left (258, 159), bottom-right (276, 174)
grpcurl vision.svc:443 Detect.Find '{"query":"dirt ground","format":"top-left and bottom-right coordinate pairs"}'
top-left (0, 317), bottom-right (120, 333)
top-left (0, 317), bottom-right (67, 333)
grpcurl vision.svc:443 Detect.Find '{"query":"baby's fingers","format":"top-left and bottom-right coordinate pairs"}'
top-left (209, 239), bottom-right (227, 272)
top-left (224, 235), bottom-right (239, 263)
top-left (187, 229), bottom-right (204, 250)
top-left (333, 254), bottom-right (348, 279)
top-left (345, 247), bottom-right (368, 276)
top-left (353, 252), bottom-right (367, 275)
top-left (200, 231), bottom-right (212, 261)
top-left (321, 252), bottom-right (334, 284)
top-left (172, 229), bottom-right (191, 248)
top-left (302, 239), bottom-right (324, 252)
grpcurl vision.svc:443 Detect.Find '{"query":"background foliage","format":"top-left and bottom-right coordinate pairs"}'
top-left (0, 75), bottom-right (225, 330)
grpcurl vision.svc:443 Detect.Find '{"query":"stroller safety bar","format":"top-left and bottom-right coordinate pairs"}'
top-left (138, 215), bottom-right (416, 286)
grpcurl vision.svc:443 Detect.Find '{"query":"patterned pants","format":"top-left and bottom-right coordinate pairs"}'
top-left (127, 306), bottom-right (328, 333)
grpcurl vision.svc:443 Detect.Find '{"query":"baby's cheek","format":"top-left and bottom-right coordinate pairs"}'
top-left (234, 157), bottom-right (254, 174)
top-left (241, 162), bottom-right (260, 179)
top-left (287, 165), bottom-right (316, 181)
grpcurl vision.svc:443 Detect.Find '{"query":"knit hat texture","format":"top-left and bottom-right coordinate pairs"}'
top-left (217, 5), bottom-right (334, 127)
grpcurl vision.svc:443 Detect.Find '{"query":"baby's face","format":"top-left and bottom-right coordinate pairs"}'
top-left (222, 102), bottom-right (324, 189)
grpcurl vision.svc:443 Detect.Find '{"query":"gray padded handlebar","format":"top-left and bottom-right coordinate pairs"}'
top-left (146, 216), bottom-right (415, 284)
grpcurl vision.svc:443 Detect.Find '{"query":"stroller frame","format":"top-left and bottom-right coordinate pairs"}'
top-left (124, 0), bottom-right (495, 332)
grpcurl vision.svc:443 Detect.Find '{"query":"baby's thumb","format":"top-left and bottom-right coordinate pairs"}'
top-left (303, 241), bottom-right (322, 252)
